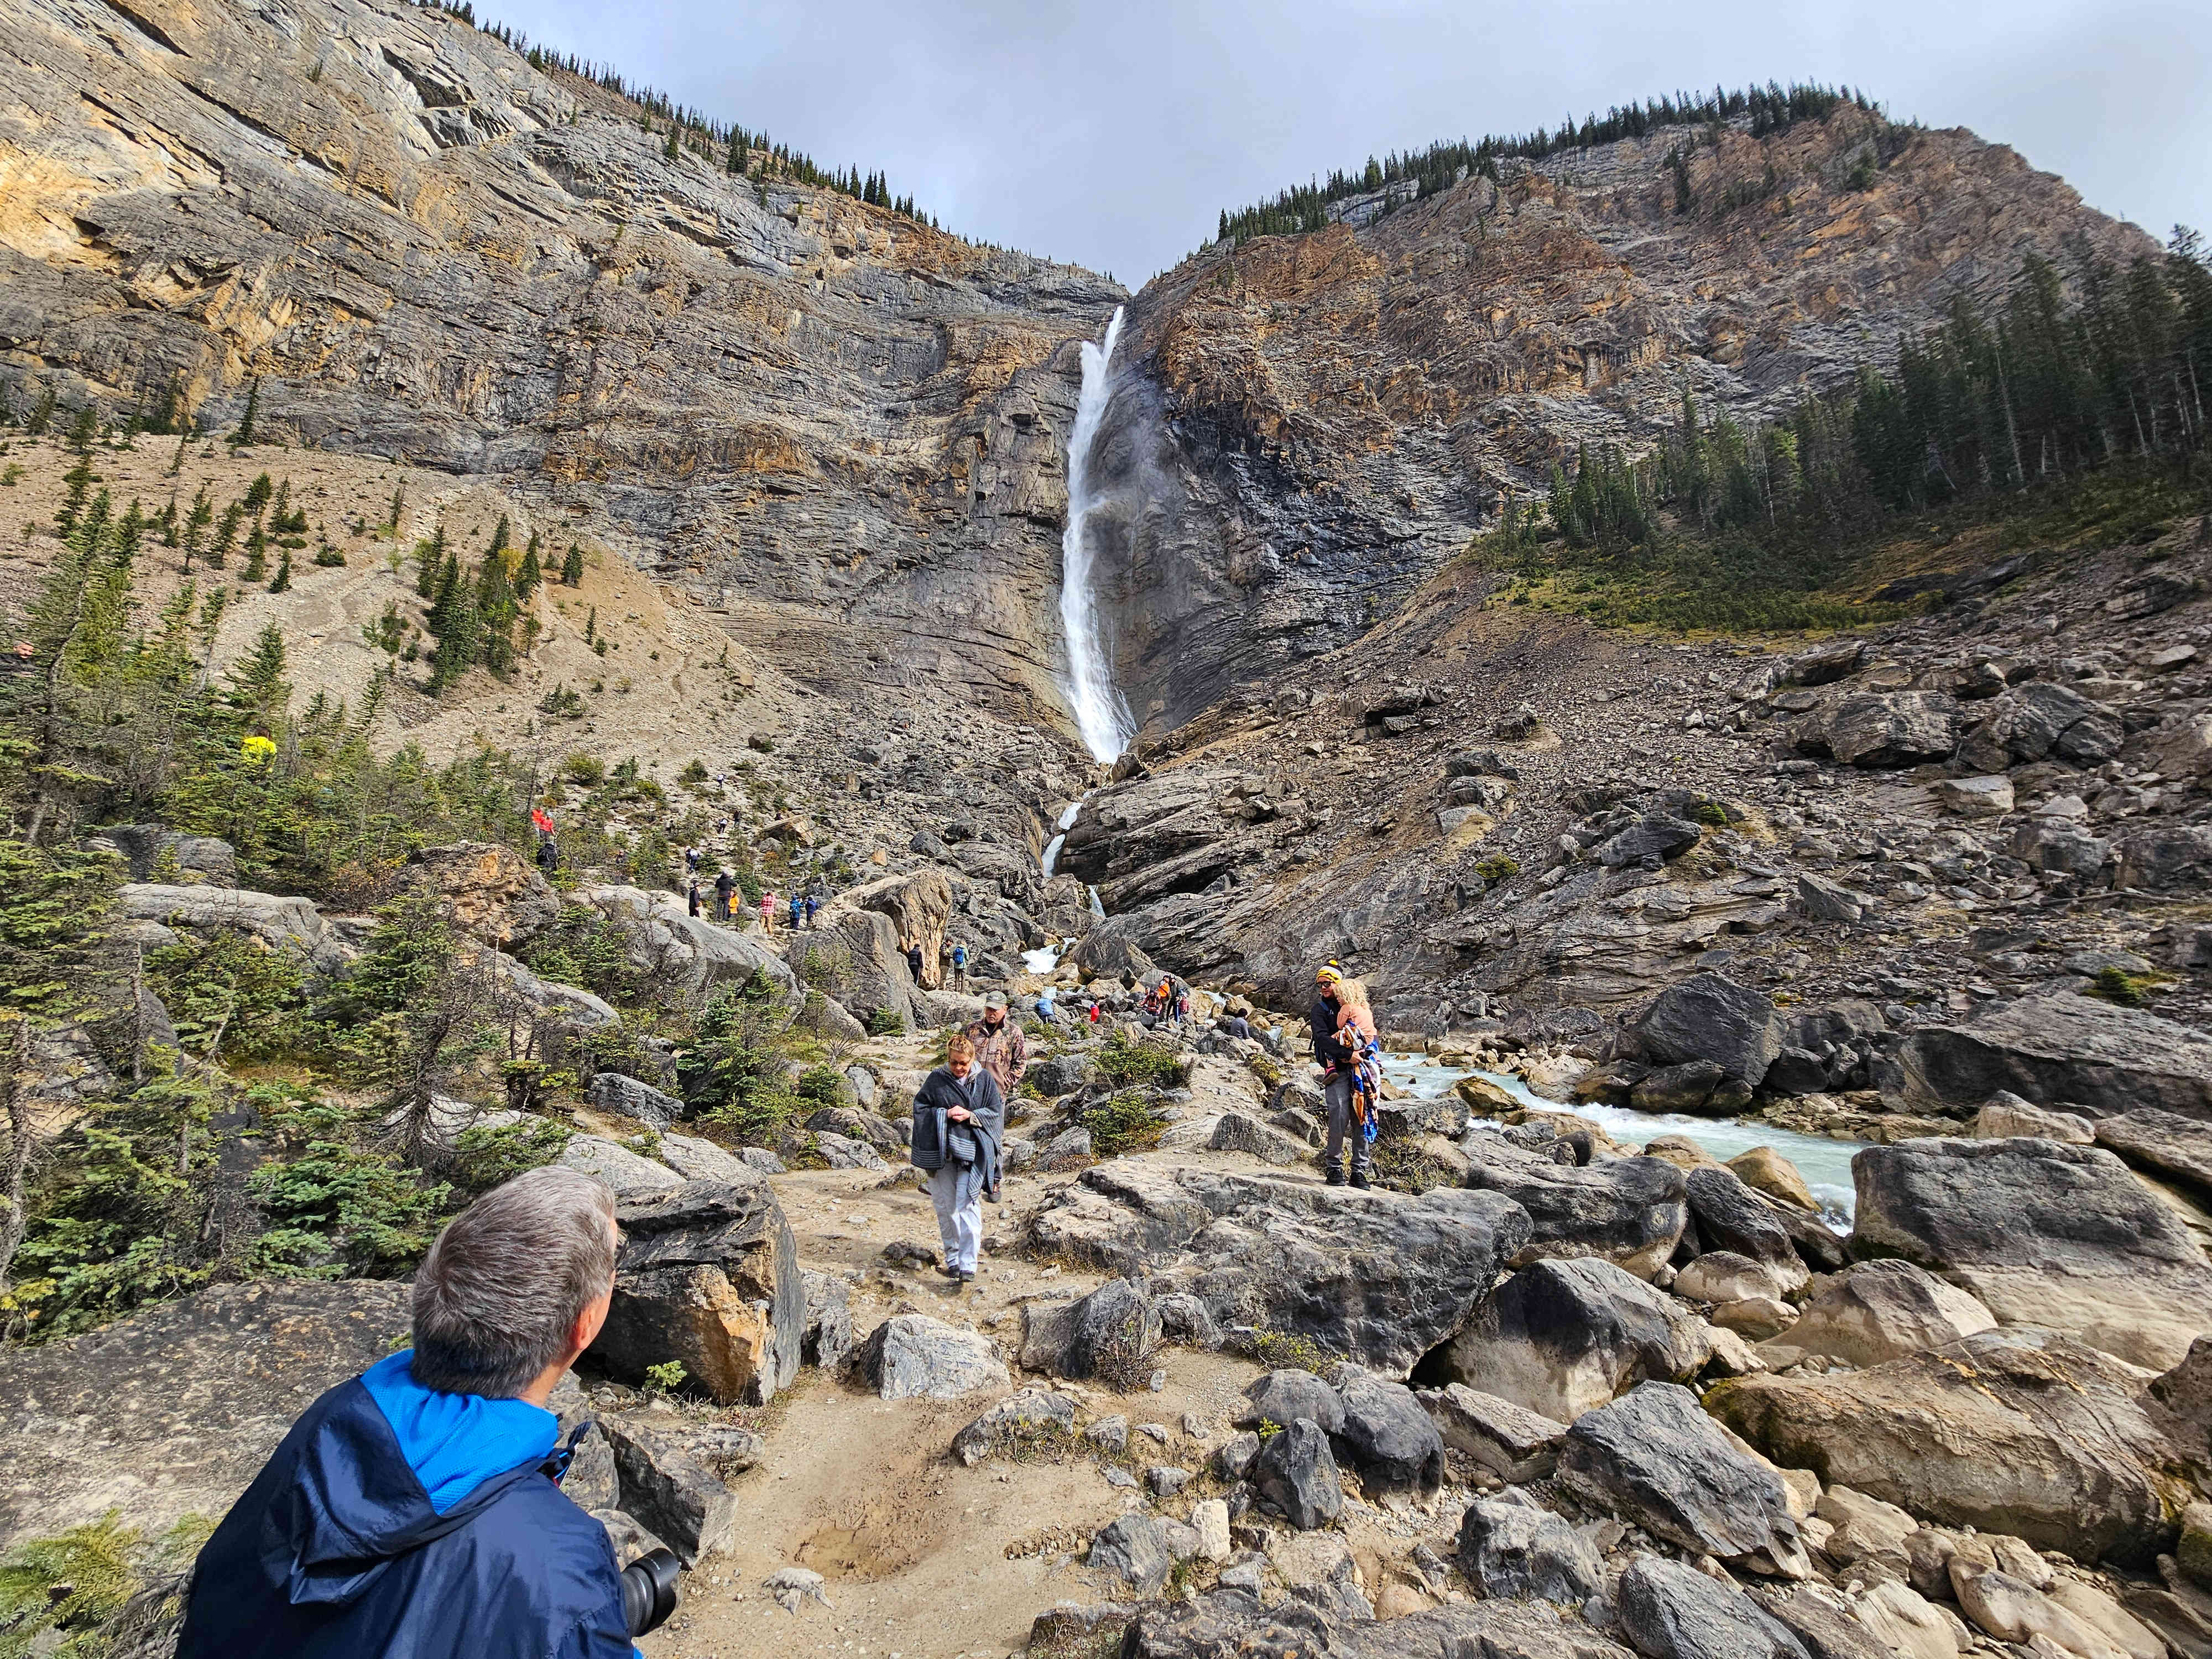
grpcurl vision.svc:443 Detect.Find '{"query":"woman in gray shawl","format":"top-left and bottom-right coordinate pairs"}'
top-left (908, 1031), bottom-right (1004, 1284)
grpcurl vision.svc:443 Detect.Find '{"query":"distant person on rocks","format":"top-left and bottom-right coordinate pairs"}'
top-left (908, 1032), bottom-right (1003, 1285)
top-left (1085, 996), bottom-right (1100, 1025)
top-left (904, 937), bottom-right (925, 982)
top-left (803, 893), bottom-right (820, 930)
top-left (1311, 965), bottom-right (1371, 1189)
top-left (684, 846), bottom-right (700, 876)
top-left (176, 1169), bottom-right (633, 1659)
top-left (687, 881), bottom-right (702, 919)
top-left (789, 892), bottom-right (803, 932)
top-left (1174, 987), bottom-right (1191, 1026)
top-left (759, 891), bottom-right (776, 934)
top-left (1220, 1009), bottom-right (1252, 1041)
top-left (713, 868), bottom-right (734, 924)
top-left (1332, 975), bottom-right (1384, 1175)
top-left (951, 941), bottom-right (968, 992)
top-left (1034, 985), bottom-right (1058, 1024)
top-left (966, 991), bottom-right (1029, 1100)
top-left (535, 835), bottom-right (559, 875)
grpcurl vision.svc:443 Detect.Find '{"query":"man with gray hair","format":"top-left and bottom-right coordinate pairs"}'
top-left (178, 1167), bottom-right (639, 1659)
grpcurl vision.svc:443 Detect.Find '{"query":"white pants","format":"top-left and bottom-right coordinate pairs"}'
top-left (928, 1161), bottom-right (985, 1272)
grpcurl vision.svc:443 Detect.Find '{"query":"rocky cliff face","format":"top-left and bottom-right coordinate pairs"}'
top-left (1083, 112), bottom-right (2156, 731)
top-left (0, 0), bottom-right (1122, 733)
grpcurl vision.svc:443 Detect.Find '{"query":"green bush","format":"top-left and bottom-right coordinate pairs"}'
top-left (451, 1117), bottom-right (572, 1195)
top-left (0, 1511), bottom-right (143, 1659)
top-left (794, 1065), bottom-right (846, 1107)
top-left (1095, 1031), bottom-right (1184, 1089)
top-left (247, 1086), bottom-right (451, 1279)
top-left (865, 1005), bottom-right (906, 1036)
top-left (1086, 1091), bottom-right (1167, 1157)
top-left (1246, 1328), bottom-right (1339, 1374)
top-left (523, 903), bottom-right (646, 1004)
top-left (558, 752), bottom-right (606, 787)
top-left (144, 931), bottom-right (307, 1060)
top-left (1474, 854), bottom-right (1521, 884)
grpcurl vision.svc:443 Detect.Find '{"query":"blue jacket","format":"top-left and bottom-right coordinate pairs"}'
top-left (178, 1351), bottom-right (633, 1659)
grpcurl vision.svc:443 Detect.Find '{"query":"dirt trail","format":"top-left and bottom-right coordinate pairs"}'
top-left (637, 1058), bottom-right (1279, 1659)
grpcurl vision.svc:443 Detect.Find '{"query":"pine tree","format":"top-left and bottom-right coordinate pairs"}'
top-left (268, 547), bottom-right (293, 593)
top-left (232, 378), bottom-right (260, 448)
top-left (663, 124), bottom-right (679, 161)
top-left (518, 542), bottom-right (541, 598)
top-left (66, 405), bottom-right (98, 457)
top-left (387, 482), bottom-right (406, 535)
top-left (561, 542), bottom-right (584, 585)
top-left (181, 485), bottom-right (213, 572)
top-left (242, 519), bottom-right (268, 583)
top-left (209, 501), bottom-right (243, 569)
top-left (229, 621), bottom-right (290, 717)
top-left (489, 514), bottom-right (510, 555)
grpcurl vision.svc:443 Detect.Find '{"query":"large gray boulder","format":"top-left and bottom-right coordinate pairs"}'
top-left (1237, 1369), bottom-right (1345, 1436)
top-left (1783, 1260), bottom-right (1996, 1367)
top-left (1123, 1588), bottom-right (1635, 1659)
top-left (1461, 1139), bottom-right (1687, 1280)
top-left (1960, 681), bottom-right (2124, 768)
top-left (1850, 1135), bottom-right (2212, 1369)
top-left (1435, 1258), bottom-right (1710, 1422)
top-left (0, 1280), bottom-right (409, 1550)
top-left (557, 1134), bottom-right (685, 1201)
top-left (587, 1071), bottom-right (684, 1130)
top-left (854, 1314), bottom-right (1009, 1400)
top-left (1618, 1557), bottom-right (1812, 1659)
top-left (1457, 1489), bottom-right (1604, 1604)
top-left (784, 901), bottom-right (930, 1031)
top-left (1022, 1165), bottom-right (1530, 1374)
top-left (1332, 1369), bottom-right (1444, 1496)
top-left (1558, 1384), bottom-right (1808, 1575)
top-left (1810, 691), bottom-right (1958, 768)
top-left (1416, 1384), bottom-right (1567, 1481)
top-left (594, 1413), bottom-right (754, 1563)
top-left (1635, 974), bottom-right (1780, 1095)
top-left (2116, 825), bottom-right (2212, 893)
top-left (1251, 1418), bottom-right (1343, 1530)
top-left (1685, 1168), bottom-right (1808, 1295)
top-left (87, 824), bottom-right (237, 886)
top-left (2095, 1108), bottom-right (2212, 1199)
top-left (577, 884), bottom-right (800, 998)
top-left (1710, 1325), bottom-right (2192, 1565)
top-left (591, 1178), bottom-right (805, 1406)
top-left (1089, 1511), bottom-right (1174, 1593)
top-left (952, 1389), bottom-right (1077, 1467)
top-left (118, 883), bottom-right (354, 976)
top-left (1896, 992), bottom-right (2212, 1119)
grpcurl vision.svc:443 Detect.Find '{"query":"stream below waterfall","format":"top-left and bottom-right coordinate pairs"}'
top-left (1382, 1053), bottom-right (1859, 1228)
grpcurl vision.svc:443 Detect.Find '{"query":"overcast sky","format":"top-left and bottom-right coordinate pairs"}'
top-left (493, 0), bottom-right (2210, 288)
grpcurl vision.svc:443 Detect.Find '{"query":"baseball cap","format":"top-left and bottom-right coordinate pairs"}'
top-left (983, 990), bottom-right (1008, 1009)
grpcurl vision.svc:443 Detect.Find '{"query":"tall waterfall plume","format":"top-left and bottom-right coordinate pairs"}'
top-left (1057, 306), bottom-right (1133, 762)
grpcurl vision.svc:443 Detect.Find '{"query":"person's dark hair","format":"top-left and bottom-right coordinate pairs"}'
top-left (410, 1167), bottom-right (618, 1397)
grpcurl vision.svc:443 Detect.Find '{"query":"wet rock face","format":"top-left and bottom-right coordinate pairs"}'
top-left (1094, 112), bottom-right (2151, 735)
top-left (0, 0), bottom-right (1122, 726)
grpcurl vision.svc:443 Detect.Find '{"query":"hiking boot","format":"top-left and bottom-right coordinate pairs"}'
top-left (1324, 1164), bottom-right (1347, 1186)
top-left (1349, 1169), bottom-right (1373, 1190)
top-left (935, 1261), bottom-right (960, 1279)
top-left (958, 1269), bottom-right (976, 1284)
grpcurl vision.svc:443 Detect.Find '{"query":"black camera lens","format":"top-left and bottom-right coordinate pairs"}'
top-left (619, 1547), bottom-right (681, 1637)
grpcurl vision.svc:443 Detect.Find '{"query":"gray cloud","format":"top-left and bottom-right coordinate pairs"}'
top-left (498, 0), bottom-right (2210, 282)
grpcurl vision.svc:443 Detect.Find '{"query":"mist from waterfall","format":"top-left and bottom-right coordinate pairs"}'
top-left (1057, 306), bottom-right (1133, 762)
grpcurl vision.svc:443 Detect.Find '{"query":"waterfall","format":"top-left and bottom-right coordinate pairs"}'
top-left (1041, 834), bottom-right (1066, 878)
top-left (1057, 306), bottom-right (1133, 762)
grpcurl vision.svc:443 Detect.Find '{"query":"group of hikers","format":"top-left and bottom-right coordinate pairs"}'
top-left (906, 955), bottom-right (1383, 1282)
top-left (681, 845), bottom-right (822, 935)
top-left (901, 936), bottom-right (973, 990)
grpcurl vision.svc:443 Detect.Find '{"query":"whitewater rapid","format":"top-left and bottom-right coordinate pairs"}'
top-left (1057, 307), bottom-right (1133, 762)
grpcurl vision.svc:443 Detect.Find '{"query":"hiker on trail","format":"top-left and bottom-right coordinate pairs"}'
top-left (1084, 996), bottom-right (1101, 1025)
top-left (759, 890), bottom-right (776, 933)
top-left (1035, 985), bottom-right (1058, 1024)
top-left (950, 941), bottom-right (968, 992)
top-left (904, 938), bottom-right (925, 982)
top-left (535, 836), bottom-right (559, 875)
top-left (1174, 987), bottom-right (1192, 1026)
top-left (965, 992), bottom-right (1029, 1101)
top-left (713, 868), bottom-right (734, 923)
top-left (1220, 1009), bottom-right (1253, 1041)
top-left (685, 846), bottom-right (700, 876)
top-left (1332, 975), bottom-right (1385, 1159)
top-left (804, 892), bottom-right (820, 930)
top-left (907, 1032), bottom-right (1003, 1285)
top-left (1311, 965), bottom-right (1372, 1188)
top-left (687, 881), bottom-right (702, 919)
top-left (789, 892), bottom-right (804, 932)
